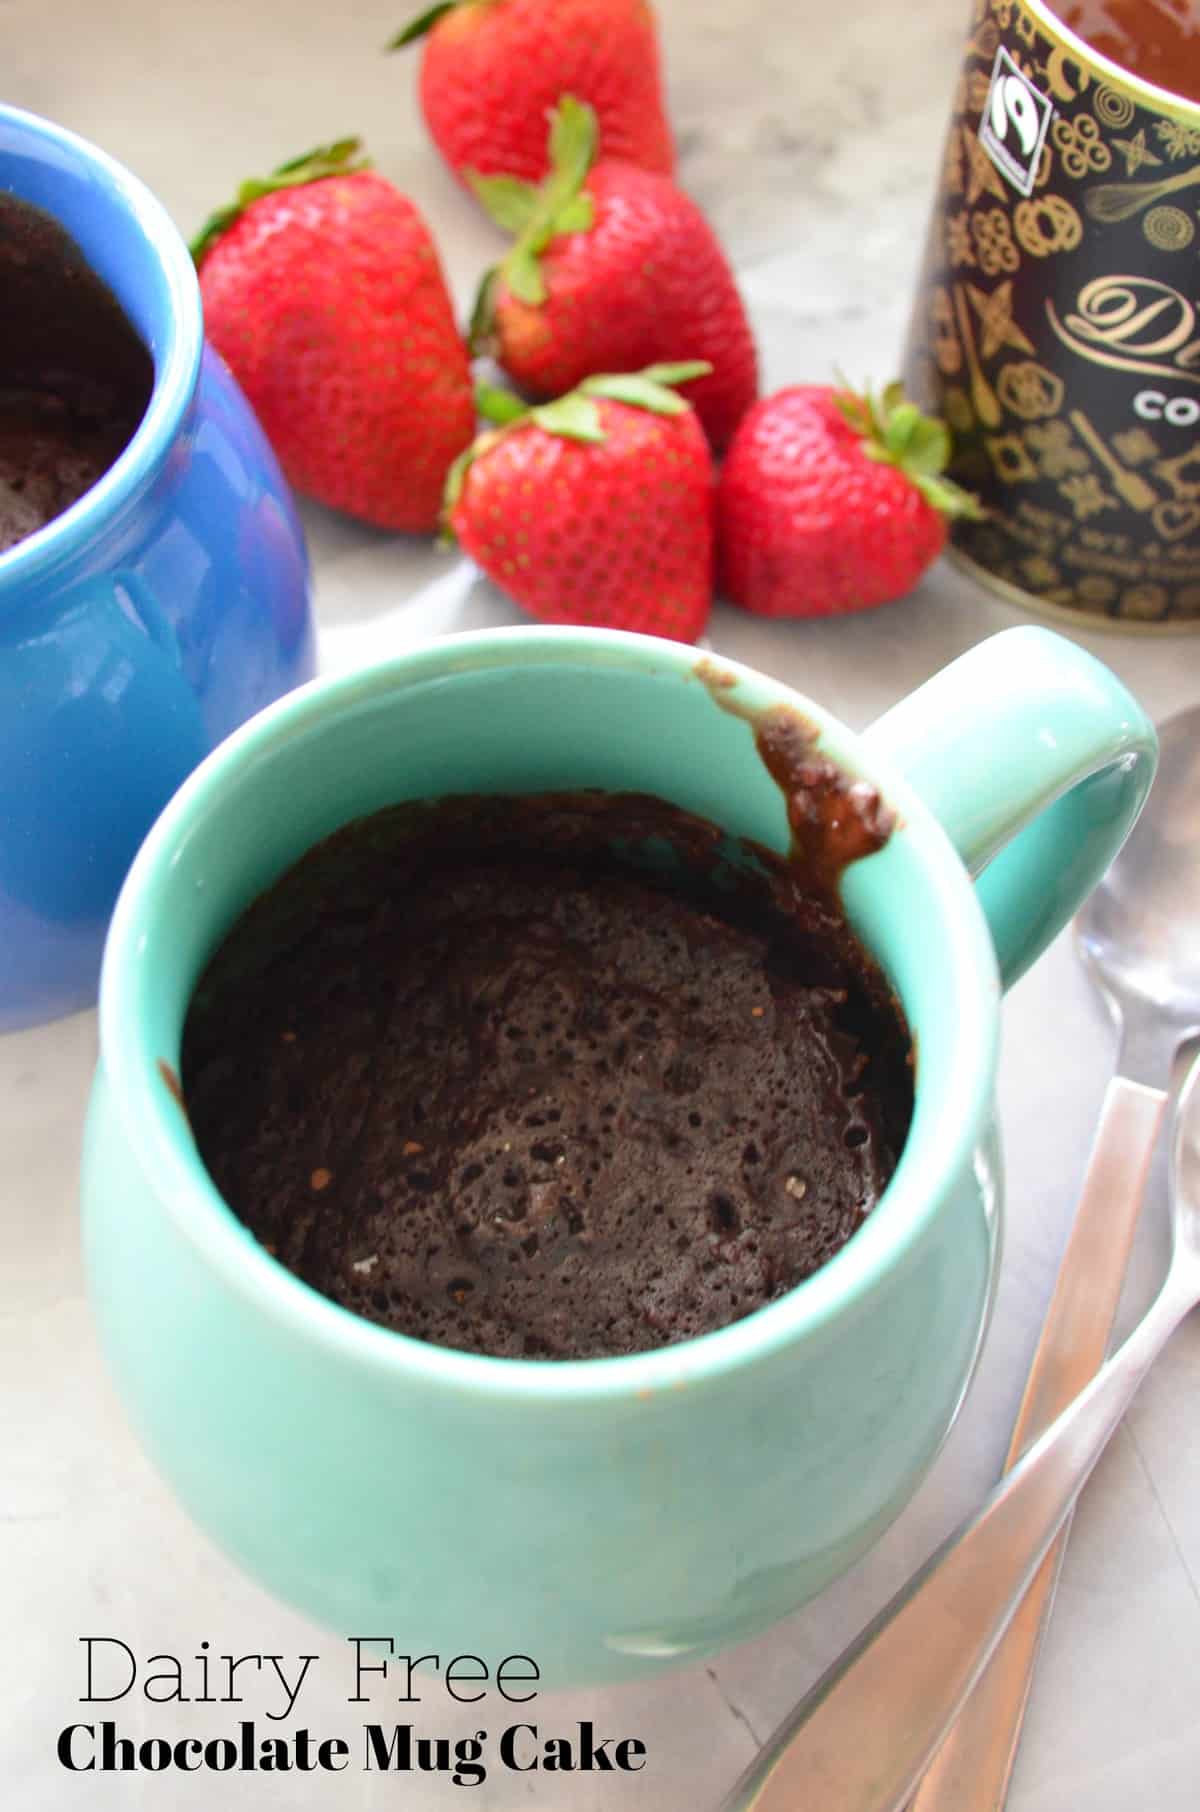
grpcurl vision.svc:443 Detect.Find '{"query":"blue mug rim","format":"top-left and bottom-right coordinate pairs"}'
top-left (0, 102), bottom-right (202, 594)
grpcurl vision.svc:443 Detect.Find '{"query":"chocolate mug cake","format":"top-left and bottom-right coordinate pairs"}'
top-left (182, 785), bottom-right (913, 1361)
top-left (0, 193), bottom-right (152, 554)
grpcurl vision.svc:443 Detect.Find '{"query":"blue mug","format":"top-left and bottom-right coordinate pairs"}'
top-left (0, 104), bottom-right (315, 1032)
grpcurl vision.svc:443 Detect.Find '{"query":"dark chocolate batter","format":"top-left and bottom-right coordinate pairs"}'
top-left (182, 792), bottom-right (912, 1360)
top-left (0, 194), bottom-right (152, 554)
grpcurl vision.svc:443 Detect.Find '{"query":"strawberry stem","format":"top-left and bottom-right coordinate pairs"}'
top-left (444, 362), bottom-right (713, 537)
top-left (189, 138), bottom-right (370, 266)
top-left (833, 382), bottom-right (985, 522)
top-left (475, 382), bottom-right (529, 426)
top-left (581, 364), bottom-right (711, 416)
top-left (467, 95), bottom-right (599, 347)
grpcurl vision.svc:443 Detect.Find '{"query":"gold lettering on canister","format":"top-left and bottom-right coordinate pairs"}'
top-left (904, 0), bottom-right (1200, 629)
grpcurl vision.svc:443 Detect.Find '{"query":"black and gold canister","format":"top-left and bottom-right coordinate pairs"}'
top-left (905, 0), bottom-right (1200, 630)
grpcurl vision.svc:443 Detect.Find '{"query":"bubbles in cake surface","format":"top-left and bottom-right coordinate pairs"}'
top-left (181, 793), bottom-right (912, 1360)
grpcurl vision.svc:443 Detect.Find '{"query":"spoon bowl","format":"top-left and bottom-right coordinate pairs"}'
top-left (1077, 705), bottom-right (1200, 1076)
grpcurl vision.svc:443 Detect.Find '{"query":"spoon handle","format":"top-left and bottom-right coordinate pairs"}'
top-left (909, 1074), bottom-right (1166, 1812)
top-left (719, 1274), bottom-right (1192, 1812)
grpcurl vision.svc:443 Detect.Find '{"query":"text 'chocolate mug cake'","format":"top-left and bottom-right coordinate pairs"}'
top-left (183, 764), bottom-right (914, 1361)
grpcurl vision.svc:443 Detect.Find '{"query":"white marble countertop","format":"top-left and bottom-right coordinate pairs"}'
top-left (4, 2), bottom-right (1200, 1807)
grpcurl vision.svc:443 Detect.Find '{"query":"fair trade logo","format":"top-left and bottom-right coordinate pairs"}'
top-left (980, 48), bottom-right (1055, 197)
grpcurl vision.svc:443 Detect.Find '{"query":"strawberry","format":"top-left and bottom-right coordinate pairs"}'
top-left (446, 362), bottom-right (714, 641)
top-left (468, 99), bottom-right (757, 455)
top-left (717, 384), bottom-right (984, 617)
top-left (389, 0), bottom-right (674, 187)
top-left (191, 140), bottom-right (475, 534)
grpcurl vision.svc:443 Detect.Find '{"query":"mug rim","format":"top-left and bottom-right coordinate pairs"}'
top-left (98, 627), bottom-right (1001, 1401)
top-left (1024, 0), bottom-right (1198, 124)
top-left (0, 102), bottom-right (201, 594)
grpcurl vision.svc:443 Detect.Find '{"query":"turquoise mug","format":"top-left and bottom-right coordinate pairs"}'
top-left (81, 625), bottom-right (1155, 1685)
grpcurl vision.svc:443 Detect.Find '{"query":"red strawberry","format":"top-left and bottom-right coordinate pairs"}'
top-left (717, 384), bottom-right (983, 617)
top-left (191, 140), bottom-right (475, 534)
top-left (446, 363), bottom-right (714, 641)
top-left (469, 99), bottom-right (757, 454)
top-left (389, 0), bottom-right (674, 186)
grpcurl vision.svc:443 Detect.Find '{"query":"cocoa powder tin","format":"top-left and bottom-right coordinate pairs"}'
top-left (904, 0), bottom-right (1200, 631)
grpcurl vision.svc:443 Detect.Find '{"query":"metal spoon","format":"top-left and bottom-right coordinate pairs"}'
top-left (1078, 703), bottom-right (1200, 1082)
top-left (720, 1048), bottom-right (1200, 1812)
top-left (723, 701), bottom-right (1200, 1810)
top-left (719, 703), bottom-right (1200, 1810)
top-left (910, 701), bottom-right (1200, 1809)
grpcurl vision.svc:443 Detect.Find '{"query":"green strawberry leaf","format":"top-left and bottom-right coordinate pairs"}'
top-left (881, 401), bottom-right (921, 459)
top-left (189, 201), bottom-right (243, 265)
top-left (442, 392), bottom-right (603, 541)
top-left (468, 267), bottom-right (500, 353)
top-left (525, 97), bottom-right (597, 255)
top-left (582, 361), bottom-right (712, 415)
top-left (448, 361), bottom-right (709, 522)
top-left (475, 382), bottom-right (529, 426)
top-left (189, 138), bottom-right (369, 264)
top-left (233, 178), bottom-right (273, 208)
top-left (274, 138), bottom-right (362, 177)
top-left (529, 394), bottom-right (606, 442)
top-left (581, 375), bottom-right (689, 415)
top-left (867, 389), bottom-right (890, 444)
top-left (475, 97), bottom-right (600, 311)
top-left (467, 172), bottom-right (544, 235)
top-left (441, 441), bottom-right (479, 526)
top-left (832, 389), bottom-right (874, 439)
top-left (637, 361), bottom-right (713, 387)
top-left (835, 378), bottom-right (982, 523)
top-left (902, 417), bottom-right (952, 477)
top-left (547, 94), bottom-right (598, 197)
top-left (554, 192), bottom-right (595, 235)
top-left (387, 1), bottom-right (457, 49)
top-left (913, 472), bottom-right (986, 520)
top-left (505, 245), bottom-right (547, 306)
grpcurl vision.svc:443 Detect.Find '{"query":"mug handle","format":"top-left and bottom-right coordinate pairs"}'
top-left (860, 626), bottom-right (1158, 992)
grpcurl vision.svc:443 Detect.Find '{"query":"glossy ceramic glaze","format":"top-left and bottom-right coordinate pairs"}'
top-left (80, 626), bottom-right (1154, 1685)
top-left (0, 105), bottom-right (314, 1031)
